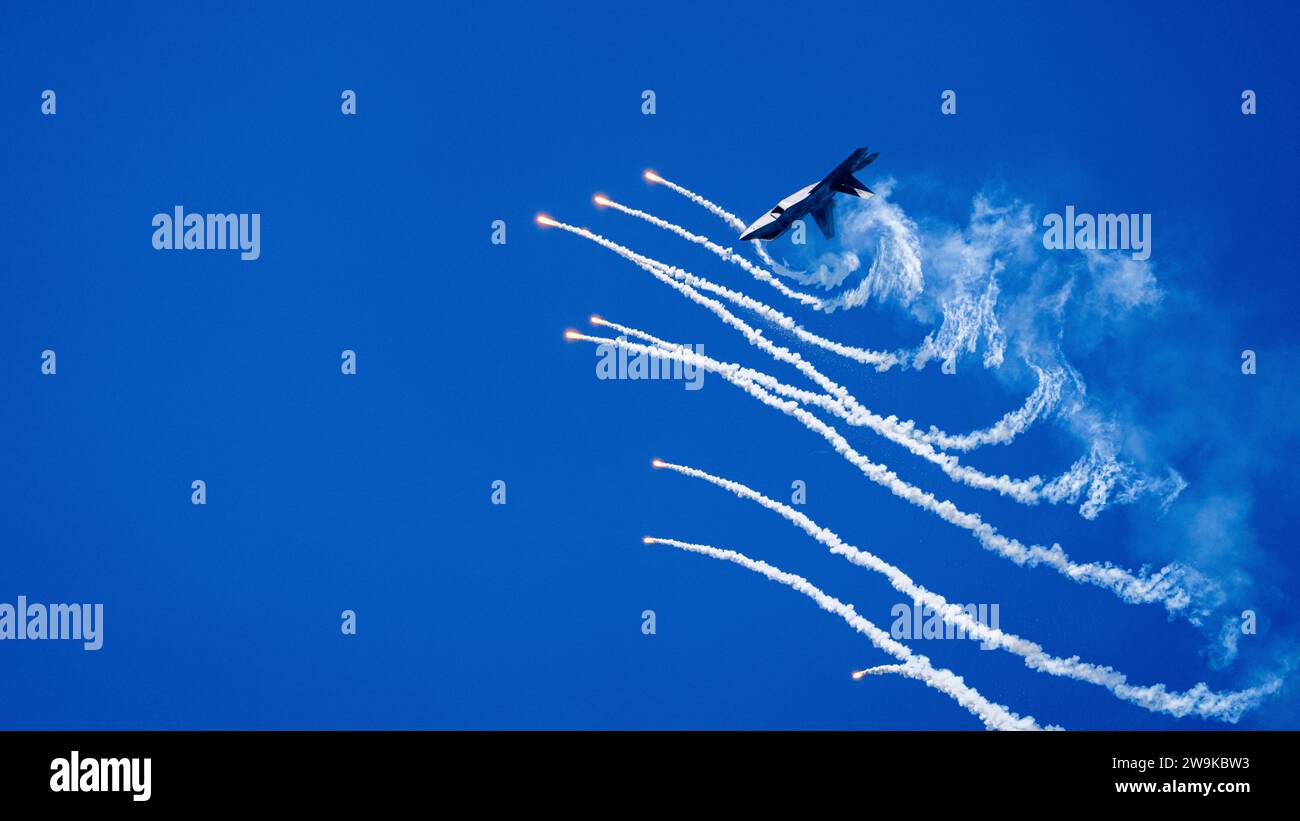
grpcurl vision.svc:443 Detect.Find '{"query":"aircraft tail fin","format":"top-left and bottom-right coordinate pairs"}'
top-left (852, 150), bottom-right (880, 172)
top-left (810, 202), bottom-right (836, 239)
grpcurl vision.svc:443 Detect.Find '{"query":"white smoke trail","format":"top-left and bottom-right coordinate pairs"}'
top-left (591, 314), bottom-right (1054, 455)
top-left (587, 303), bottom-right (1120, 509)
top-left (597, 196), bottom-right (824, 308)
top-left (544, 219), bottom-right (1059, 503)
top-left (546, 220), bottom-right (1164, 515)
top-left (852, 664), bottom-right (910, 679)
top-left (653, 459), bottom-right (1278, 722)
top-left (586, 317), bottom-right (830, 407)
top-left (540, 215), bottom-right (898, 369)
top-left (752, 241), bottom-right (807, 280)
top-left (1041, 439), bottom-right (1188, 521)
top-left (643, 536), bottom-right (1053, 731)
top-left (645, 171), bottom-right (747, 231)
top-left (645, 171), bottom-right (808, 279)
top-left (564, 331), bottom-right (1213, 620)
top-left (912, 364), bottom-right (1065, 452)
top-left (559, 260), bottom-right (1042, 506)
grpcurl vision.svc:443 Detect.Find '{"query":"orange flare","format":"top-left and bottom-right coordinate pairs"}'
top-left (642, 536), bottom-right (654, 544)
top-left (536, 214), bottom-right (559, 227)
top-left (564, 329), bottom-right (581, 341)
top-left (644, 170), bottom-right (662, 183)
top-left (851, 670), bottom-right (867, 680)
top-left (589, 314), bottom-right (605, 326)
top-left (651, 459), bottom-right (666, 468)
top-left (593, 194), bottom-right (611, 206)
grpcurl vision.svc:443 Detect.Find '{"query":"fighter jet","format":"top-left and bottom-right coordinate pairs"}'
top-left (739, 147), bottom-right (879, 242)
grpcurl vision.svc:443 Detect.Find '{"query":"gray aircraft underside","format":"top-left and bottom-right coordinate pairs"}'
top-left (739, 146), bottom-right (879, 242)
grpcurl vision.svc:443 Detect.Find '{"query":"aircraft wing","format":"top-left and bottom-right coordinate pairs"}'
top-left (777, 182), bottom-right (819, 210)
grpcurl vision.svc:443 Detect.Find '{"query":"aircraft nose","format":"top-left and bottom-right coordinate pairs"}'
top-left (740, 213), bottom-right (773, 241)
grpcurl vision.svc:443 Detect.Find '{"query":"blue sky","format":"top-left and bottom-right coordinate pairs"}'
top-left (1, 1), bottom-right (1298, 729)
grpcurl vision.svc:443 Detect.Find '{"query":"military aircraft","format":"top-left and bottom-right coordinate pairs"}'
top-left (739, 147), bottom-right (879, 242)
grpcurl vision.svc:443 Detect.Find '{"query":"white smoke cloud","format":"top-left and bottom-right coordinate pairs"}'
top-left (752, 241), bottom-right (809, 280)
top-left (812, 179), bottom-right (925, 309)
top-left (800, 250), bottom-right (860, 291)
top-left (812, 186), bottom-right (1187, 517)
top-left (1083, 250), bottom-right (1162, 313)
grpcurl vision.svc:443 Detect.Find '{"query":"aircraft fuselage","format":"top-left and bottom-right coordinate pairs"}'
top-left (739, 147), bottom-right (878, 242)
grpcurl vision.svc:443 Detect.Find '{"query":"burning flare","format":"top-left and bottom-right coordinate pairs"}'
top-left (852, 665), bottom-right (908, 680)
